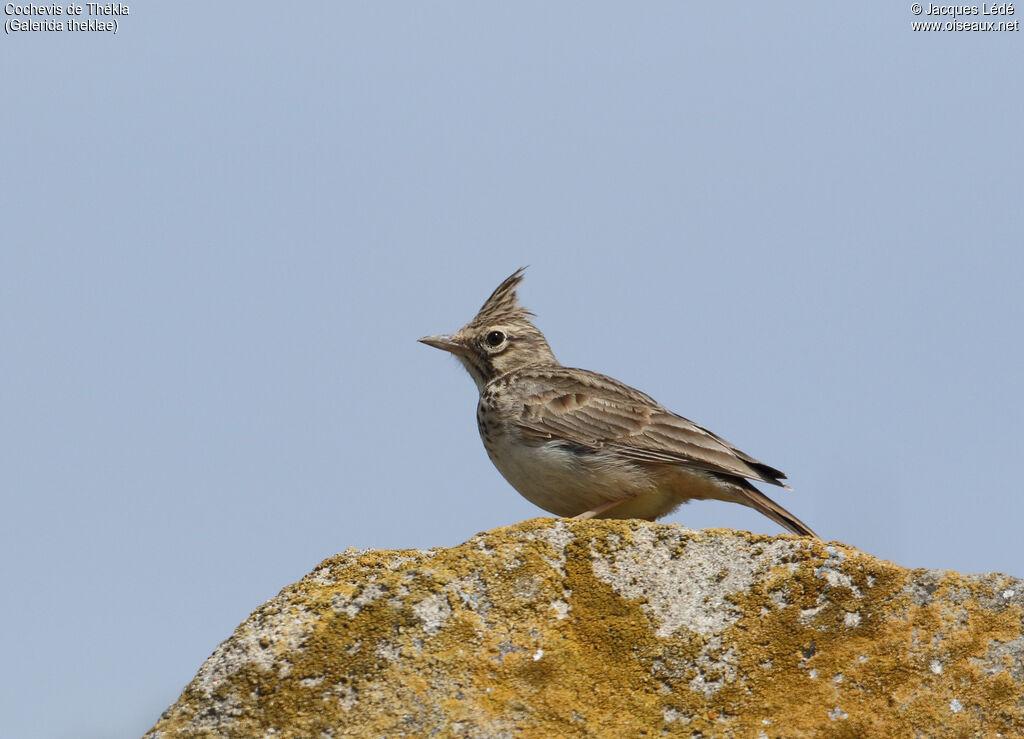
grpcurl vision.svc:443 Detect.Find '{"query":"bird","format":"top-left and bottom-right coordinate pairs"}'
top-left (419, 268), bottom-right (817, 538)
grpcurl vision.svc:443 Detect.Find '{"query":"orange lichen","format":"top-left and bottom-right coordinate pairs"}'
top-left (147, 519), bottom-right (1024, 738)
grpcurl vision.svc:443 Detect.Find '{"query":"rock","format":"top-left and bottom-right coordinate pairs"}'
top-left (147, 518), bottom-right (1024, 737)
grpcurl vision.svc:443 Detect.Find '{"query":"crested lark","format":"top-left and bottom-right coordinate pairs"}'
top-left (419, 269), bottom-right (817, 537)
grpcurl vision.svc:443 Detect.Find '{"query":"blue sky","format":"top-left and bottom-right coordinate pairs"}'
top-left (2, 3), bottom-right (1021, 736)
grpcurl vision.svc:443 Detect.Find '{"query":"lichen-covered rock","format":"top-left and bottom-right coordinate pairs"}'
top-left (148, 519), bottom-right (1024, 737)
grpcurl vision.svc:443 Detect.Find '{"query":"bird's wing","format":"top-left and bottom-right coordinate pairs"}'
top-left (507, 367), bottom-right (788, 487)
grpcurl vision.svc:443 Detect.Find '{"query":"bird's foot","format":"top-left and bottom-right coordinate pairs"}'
top-left (571, 495), bottom-right (637, 520)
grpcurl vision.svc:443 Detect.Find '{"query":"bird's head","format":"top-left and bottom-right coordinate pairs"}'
top-left (419, 268), bottom-right (558, 390)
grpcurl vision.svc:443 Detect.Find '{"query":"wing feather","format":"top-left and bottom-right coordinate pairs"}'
top-left (507, 366), bottom-right (788, 487)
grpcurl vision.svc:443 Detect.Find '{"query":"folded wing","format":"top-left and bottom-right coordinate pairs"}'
top-left (511, 367), bottom-right (788, 488)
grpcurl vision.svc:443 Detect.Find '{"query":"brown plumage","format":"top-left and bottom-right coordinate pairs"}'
top-left (420, 268), bottom-right (817, 538)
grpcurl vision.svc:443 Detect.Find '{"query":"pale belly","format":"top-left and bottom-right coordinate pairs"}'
top-left (481, 429), bottom-right (736, 521)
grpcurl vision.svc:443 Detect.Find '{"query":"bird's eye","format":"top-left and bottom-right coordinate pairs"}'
top-left (485, 330), bottom-right (506, 347)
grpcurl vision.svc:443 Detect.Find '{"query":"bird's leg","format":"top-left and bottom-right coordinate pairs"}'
top-left (571, 495), bottom-right (638, 520)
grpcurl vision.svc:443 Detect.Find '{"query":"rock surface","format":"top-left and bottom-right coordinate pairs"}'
top-left (148, 519), bottom-right (1024, 737)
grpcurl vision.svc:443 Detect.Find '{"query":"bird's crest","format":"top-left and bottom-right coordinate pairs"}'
top-left (467, 267), bottom-right (533, 328)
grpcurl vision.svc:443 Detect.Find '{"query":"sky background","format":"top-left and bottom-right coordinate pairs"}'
top-left (2, 3), bottom-right (1021, 736)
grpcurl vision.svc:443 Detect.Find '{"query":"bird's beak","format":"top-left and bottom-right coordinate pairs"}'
top-left (418, 334), bottom-right (467, 355)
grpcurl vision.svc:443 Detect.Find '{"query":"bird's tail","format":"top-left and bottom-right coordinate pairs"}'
top-left (733, 481), bottom-right (818, 538)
